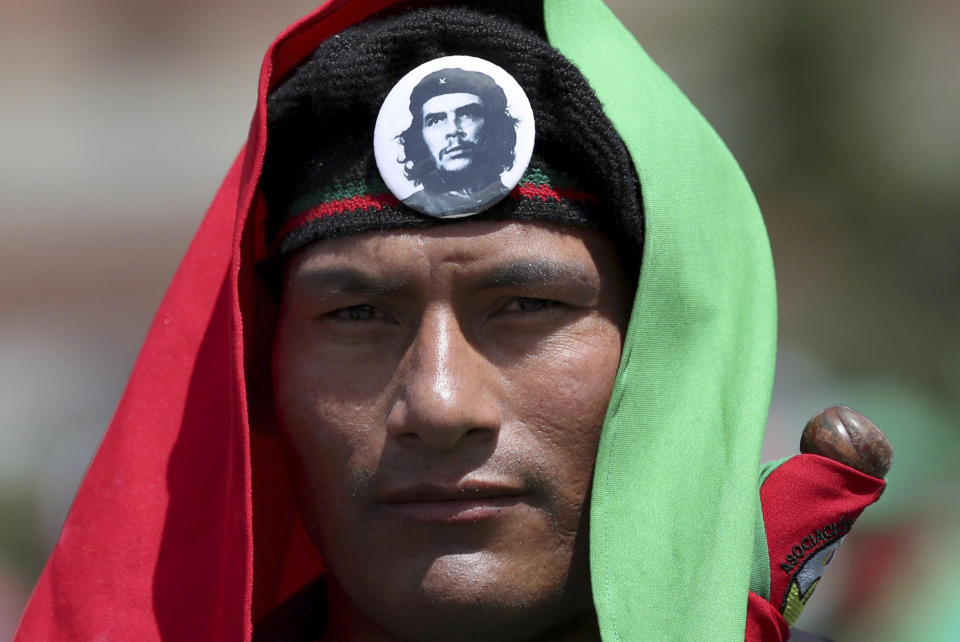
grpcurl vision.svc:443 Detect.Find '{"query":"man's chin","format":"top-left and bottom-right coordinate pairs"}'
top-left (344, 552), bottom-right (594, 642)
top-left (373, 584), bottom-right (588, 640)
top-left (436, 157), bottom-right (474, 173)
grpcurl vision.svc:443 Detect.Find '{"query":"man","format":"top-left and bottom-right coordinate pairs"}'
top-left (256, 12), bottom-right (642, 635)
top-left (398, 67), bottom-right (519, 217)
top-left (16, 2), bottom-right (889, 641)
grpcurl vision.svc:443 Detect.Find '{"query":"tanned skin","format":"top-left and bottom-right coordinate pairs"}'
top-left (273, 221), bottom-right (630, 641)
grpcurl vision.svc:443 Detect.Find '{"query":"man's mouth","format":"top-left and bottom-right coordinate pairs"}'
top-left (439, 144), bottom-right (473, 160)
top-left (379, 481), bottom-right (526, 523)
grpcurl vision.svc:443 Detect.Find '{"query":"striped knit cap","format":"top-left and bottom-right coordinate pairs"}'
top-left (261, 4), bottom-right (644, 278)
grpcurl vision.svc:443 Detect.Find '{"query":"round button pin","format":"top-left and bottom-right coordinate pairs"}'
top-left (374, 55), bottom-right (535, 219)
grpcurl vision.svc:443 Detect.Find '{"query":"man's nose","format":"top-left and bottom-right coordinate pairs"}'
top-left (445, 113), bottom-right (463, 138)
top-left (386, 308), bottom-right (502, 451)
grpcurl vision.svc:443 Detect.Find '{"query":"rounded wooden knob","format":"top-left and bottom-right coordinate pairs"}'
top-left (800, 405), bottom-right (893, 479)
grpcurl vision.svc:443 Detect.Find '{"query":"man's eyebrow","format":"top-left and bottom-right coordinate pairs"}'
top-left (456, 103), bottom-right (483, 116)
top-left (475, 260), bottom-right (598, 290)
top-left (288, 266), bottom-right (408, 297)
top-left (423, 110), bottom-right (446, 123)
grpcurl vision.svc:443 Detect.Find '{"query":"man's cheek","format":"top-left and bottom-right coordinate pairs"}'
top-left (296, 404), bottom-right (384, 469)
top-left (276, 377), bottom-right (383, 484)
top-left (506, 334), bottom-right (619, 420)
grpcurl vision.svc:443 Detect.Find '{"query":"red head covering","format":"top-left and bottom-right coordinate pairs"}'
top-left (15, 2), bottom-right (403, 639)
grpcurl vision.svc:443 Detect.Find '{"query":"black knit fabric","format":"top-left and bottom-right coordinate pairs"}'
top-left (260, 3), bottom-right (644, 278)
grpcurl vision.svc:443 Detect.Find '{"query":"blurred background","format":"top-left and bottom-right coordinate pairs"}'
top-left (1, 0), bottom-right (957, 639)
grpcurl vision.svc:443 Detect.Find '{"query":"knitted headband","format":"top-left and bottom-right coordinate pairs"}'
top-left (260, 4), bottom-right (644, 278)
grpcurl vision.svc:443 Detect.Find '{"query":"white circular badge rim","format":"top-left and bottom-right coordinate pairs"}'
top-left (373, 55), bottom-right (536, 218)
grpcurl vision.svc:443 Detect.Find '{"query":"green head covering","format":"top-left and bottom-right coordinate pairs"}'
top-left (546, 1), bottom-right (777, 639)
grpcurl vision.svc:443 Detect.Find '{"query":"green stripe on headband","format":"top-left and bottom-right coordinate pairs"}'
top-left (285, 178), bottom-right (390, 218)
top-left (284, 168), bottom-right (590, 221)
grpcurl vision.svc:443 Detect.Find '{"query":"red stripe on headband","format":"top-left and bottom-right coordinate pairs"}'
top-left (274, 192), bottom-right (402, 248)
top-left (513, 183), bottom-right (598, 204)
top-left (272, 183), bottom-right (599, 255)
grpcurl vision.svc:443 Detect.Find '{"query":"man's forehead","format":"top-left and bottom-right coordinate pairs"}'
top-left (284, 221), bottom-right (607, 282)
top-left (421, 92), bottom-right (483, 114)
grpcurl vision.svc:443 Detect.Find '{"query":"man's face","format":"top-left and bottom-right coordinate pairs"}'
top-left (420, 92), bottom-right (485, 173)
top-left (273, 221), bottom-right (629, 641)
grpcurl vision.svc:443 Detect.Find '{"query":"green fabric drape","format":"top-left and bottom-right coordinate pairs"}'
top-left (545, 1), bottom-right (778, 639)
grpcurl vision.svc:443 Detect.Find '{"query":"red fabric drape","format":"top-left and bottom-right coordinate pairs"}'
top-left (16, 1), bottom-right (403, 639)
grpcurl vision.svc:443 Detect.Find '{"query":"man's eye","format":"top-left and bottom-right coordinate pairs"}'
top-left (458, 106), bottom-right (483, 120)
top-left (331, 305), bottom-right (385, 322)
top-left (503, 297), bottom-right (561, 314)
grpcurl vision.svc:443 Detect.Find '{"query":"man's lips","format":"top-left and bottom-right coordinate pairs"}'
top-left (379, 482), bottom-right (527, 523)
top-left (439, 144), bottom-right (473, 159)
